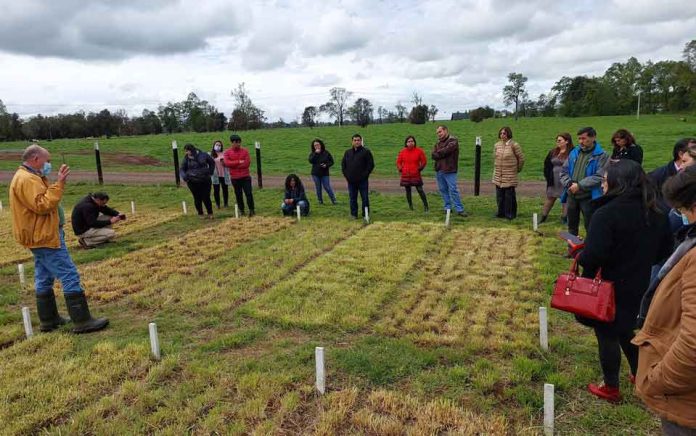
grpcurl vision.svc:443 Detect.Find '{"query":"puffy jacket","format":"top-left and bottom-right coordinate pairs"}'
top-left (9, 165), bottom-right (64, 249)
top-left (180, 149), bottom-right (215, 183)
top-left (396, 146), bottom-right (427, 185)
top-left (559, 142), bottom-right (609, 202)
top-left (432, 135), bottom-right (459, 173)
top-left (492, 140), bottom-right (525, 188)
top-left (222, 146), bottom-right (252, 180)
top-left (308, 150), bottom-right (334, 177)
top-left (611, 143), bottom-right (644, 165)
top-left (341, 146), bottom-right (374, 184)
top-left (633, 231), bottom-right (696, 429)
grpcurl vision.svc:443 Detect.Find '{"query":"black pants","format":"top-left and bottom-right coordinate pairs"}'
top-left (567, 195), bottom-right (595, 236)
top-left (186, 180), bottom-right (213, 215)
top-left (594, 326), bottom-right (638, 387)
top-left (347, 179), bottom-right (369, 217)
top-left (405, 185), bottom-right (428, 210)
top-left (495, 186), bottom-right (517, 219)
top-left (213, 177), bottom-right (229, 208)
top-left (231, 177), bottom-right (254, 214)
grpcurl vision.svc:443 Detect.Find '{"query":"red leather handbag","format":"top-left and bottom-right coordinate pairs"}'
top-left (551, 259), bottom-right (616, 322)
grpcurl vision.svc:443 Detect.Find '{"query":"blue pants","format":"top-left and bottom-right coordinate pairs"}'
top-left (30, 229), bottom-right (82, 295)
top-left (312, 175), bottom-right (336, 204)
top-left (281, 200), bottom-right (309, 216)
top-left (436, 171), bottom-right (464, 213)
top-left (347, 179), bottom-right (369, 217)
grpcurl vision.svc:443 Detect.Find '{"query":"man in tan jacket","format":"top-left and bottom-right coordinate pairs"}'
top-left (9, 144), bottom-right (108, 334)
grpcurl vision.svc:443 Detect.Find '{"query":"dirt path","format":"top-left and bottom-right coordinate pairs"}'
top-left (0, 170), bottom-right (547, 196)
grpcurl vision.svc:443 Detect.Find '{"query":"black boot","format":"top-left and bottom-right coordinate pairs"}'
top-left (64, 293), bottom-right (109, 334)
top-left (36, 293), bottom-right (70, 332)
top-left (540, 214), bottom-right (548, 224)
top-left (405, 189), bottom-right (414, 210)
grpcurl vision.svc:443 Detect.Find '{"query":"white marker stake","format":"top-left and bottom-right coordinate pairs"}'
top-left (0, 200), bottom-right (3, 213)
top-left (18, 263), bottom-right (26, 289)
top-left (364, 207), bottom-right (370, 224)
top-left (533, 213), bottom-right (539, 231)
top-left (539, 307), bottom-right (549, 351)
top-left (131, 201), bottom-right (136, 215)
top-left (182, 201), bottom-right (188, 215)
top-left (296, 205), bottom-right (301, 221)
top-left (445, 209), bottom-right (451, 227)
top-left (315, 346), bottom-right (325, 394)
top-left (544, 383), bottom-right (555, 436)
top-left (234, 204), bottom-right (240, 219)
top-left (22, 307), bottom-right (33, 338)
top-left (149, 322), bottom-right (161, 360)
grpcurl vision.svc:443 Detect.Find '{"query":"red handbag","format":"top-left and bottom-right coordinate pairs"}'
top-left (551, 259), bottom-right (616, 322)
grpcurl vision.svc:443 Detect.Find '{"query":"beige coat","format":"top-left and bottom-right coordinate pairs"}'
top-left (492, 140), bottom-right (524, 187)
top-left (633, 248), bottom-right (696, 428)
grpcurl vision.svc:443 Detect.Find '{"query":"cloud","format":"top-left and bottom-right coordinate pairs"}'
top-left (304, 74), bottom-right (341, 87)
top-left (0, 0), bottom-right (248, 60)
top-left (299, 9), bottom-right (373, 56)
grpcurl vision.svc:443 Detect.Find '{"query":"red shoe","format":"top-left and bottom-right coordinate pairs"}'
top-left (588, 382), bottom-right (621, 403)
top-left (629, 374), bottom-right (636, 385)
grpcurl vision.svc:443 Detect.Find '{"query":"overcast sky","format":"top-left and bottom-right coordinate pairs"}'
top-left (1, 0), bottom-right (695, 122)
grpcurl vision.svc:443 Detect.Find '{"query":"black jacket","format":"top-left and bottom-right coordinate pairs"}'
top-left (543, 151), bottom-right (554, 187)
top-left (648, 160), bottom-right (679, 213)
top-left (577, 191), bottom-right (673, 332)
top-left (611, 144), bottom-right (644, 165)
top-left (180, 149), bottom-right (215, 183)
top-left (71, 195), bottom-right (120, 236)
top-left (341, 146), bottom-right (374, 184)
top-left (308, 150), bottom-right (334, 177)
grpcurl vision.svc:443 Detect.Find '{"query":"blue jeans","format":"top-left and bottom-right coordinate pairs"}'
top-left (312, 175), bottom-right (336, 204)
top-left (281, 200), bottom-right (309, 216)
top-left (30, 229), bottom-right (82, 295)
top-left (347, 179), bottom-right (369, 217)
top-left (436, 171), bottom-right (464, 213)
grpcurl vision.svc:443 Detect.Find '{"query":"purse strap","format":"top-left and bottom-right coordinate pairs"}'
top-left (569, 258), bottom-right (603, 281)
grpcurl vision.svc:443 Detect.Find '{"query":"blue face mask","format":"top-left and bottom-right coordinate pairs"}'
top-left (682, 212), bottom-right (691, 226)
top-left (42, 162), bottom-right (52, 176)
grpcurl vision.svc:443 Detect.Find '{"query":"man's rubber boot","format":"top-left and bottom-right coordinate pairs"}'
top-left (64, 293), bottom-right (109, 334)
top-left (36, 293), bottom-right (70, 332)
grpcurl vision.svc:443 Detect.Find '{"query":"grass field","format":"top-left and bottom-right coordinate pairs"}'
top-left (0, 181), bottom-right (664, 434)
top-left (0, 114), bottom-right (694, 180)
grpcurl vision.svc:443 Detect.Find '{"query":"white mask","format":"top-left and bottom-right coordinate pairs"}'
top-left (214, 145), bottom-right (222, 152)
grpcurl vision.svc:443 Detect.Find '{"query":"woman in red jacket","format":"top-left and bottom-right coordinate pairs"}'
top-left (396, 136), bottom-right (428, 211)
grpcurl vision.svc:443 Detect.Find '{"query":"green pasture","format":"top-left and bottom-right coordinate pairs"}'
top-left (0, 114), bottom-right (694, 180)
top-left (0, 182), bottom-right (664, 434)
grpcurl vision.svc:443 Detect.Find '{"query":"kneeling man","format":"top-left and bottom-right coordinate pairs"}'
top-left (72, 192), bottom-right (124, 248)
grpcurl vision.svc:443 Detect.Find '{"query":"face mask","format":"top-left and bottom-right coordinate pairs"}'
top-left (42, 162), bottom-right (52, 176)
top-left (214, 145), bottom-right (222, 152)
top-left (683, 214), bottom-right (691, 226)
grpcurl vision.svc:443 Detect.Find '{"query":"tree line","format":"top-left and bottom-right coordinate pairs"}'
top-left (1, 40), bottom-right (694, 141)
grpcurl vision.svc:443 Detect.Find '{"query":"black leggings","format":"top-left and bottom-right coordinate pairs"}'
top-left (594, 326), bottom-right (638, 387)
top-left (495, 186), bottom-right (517, 219)
top-left (186, 180), bottom-right (213, 215)
top-left (213, 177), bottom-right (229, 208)
top-left (405, 186), bottom-right (428, 209)
top-left (231, 177), bottom-right (255, 213)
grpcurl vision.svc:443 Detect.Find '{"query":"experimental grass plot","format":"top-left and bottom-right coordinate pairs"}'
top-left (0, 207), bottom-right (181, 267)
top-left (0, 210), bottom-right (662, 434)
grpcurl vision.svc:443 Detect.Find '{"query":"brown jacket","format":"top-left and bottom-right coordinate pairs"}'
top-left (632, 248), bottom-right (696, 428)
top-left (9, 166), bottom-right (64, 249)
top-left (432, 135), bottom-right (459, 173)
top-left (492, 140), bottom-right (525, 187)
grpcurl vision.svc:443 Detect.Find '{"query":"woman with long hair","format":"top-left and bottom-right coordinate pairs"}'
top-left (308, 139), bottom-right (337, 204)
top-left (210, 140), bottom-right (231, 208)
top-left (281, 174), bottom-right (310, 216)
top-left (610, 129), bottom-right (643, 165)
top-left (576, 159), bottom-right (672, 403)
top-left (540, 133), bottom-right (572, 223)
top-left (396, 135), bottom-right (429, 211)
top-left (492, 126), bottom-right (525, 220)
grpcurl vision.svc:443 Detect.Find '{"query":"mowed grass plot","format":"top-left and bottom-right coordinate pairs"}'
top-left (0, 182), bottom-right (663, 434)
top-left (0, 114), bottom-right (694, 179)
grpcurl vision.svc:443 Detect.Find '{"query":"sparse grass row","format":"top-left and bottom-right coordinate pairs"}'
top-left (377, 227), bottom-right (541, 353)
top-left (66, 216), bottom-right (292, 301)
top-left (0, 208), bottom-right (181, 267)
top-left (243, 222), bottom-right (446, 330)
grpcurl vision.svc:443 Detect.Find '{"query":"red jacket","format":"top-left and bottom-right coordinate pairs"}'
top-left (222, 146), bottom-right (251, 179)
top-left (396, 146), bottom-right (427, 186)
